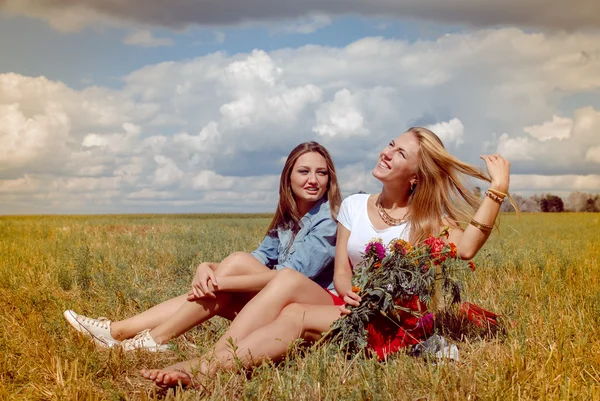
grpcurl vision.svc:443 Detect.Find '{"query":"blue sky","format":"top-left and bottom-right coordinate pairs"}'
top-left (1, 1), bottom-right (599, 214)
top-left (0, 15), bottom-right (469, 90)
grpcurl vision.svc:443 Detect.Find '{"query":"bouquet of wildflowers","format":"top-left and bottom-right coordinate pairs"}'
top-left (325, 229), bottom-right (478, 359)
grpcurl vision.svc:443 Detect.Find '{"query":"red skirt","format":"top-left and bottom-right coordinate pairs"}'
top-left (366, 299), bottom-right (499, 360)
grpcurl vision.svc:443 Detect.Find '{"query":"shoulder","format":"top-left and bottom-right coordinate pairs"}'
top-left (304, 199), bottom-right (335, 228)
top-left (308, 199), bottom-right (332, 221)
top-left (343, 193), bottom-right (371, 205)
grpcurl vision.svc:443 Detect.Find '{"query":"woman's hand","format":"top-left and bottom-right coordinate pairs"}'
top-left (481, 154), bottom-right (510, 193)
top-left (339, 290), bottom-right (361, 315)
top-left (188, 262), bottom-right (218, 301)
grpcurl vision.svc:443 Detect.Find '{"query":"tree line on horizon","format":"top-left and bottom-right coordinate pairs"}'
top-left (495, 190), bottom-right (600, 213)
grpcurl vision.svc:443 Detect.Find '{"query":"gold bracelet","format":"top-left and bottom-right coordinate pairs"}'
top-left (488, 188), bottom-right (507, 197)
top-left (485, 190), bottom-right (504, 204)
top-left (470, 218), bottom-right (493, 233)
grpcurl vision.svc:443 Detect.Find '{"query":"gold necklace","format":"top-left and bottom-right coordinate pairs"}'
top-left (377, 194), bottom-right (409, 226)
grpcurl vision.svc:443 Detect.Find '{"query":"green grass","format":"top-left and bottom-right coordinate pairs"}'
top-left (1, 213), bottom-right (599, 400)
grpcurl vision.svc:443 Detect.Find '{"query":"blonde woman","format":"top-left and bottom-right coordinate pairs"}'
top-left (142, 127), bottom-right (511, 386)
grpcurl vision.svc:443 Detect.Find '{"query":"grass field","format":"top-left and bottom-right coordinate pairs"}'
top-left (1, 213), bottom-right (599, 400)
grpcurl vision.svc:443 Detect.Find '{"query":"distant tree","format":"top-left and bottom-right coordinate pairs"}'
top-left (583, 196), bottom-right (600, 212)
top-left (501, 194), bottom-right (541, 212)
top-left (566, 192), bottom-right (599, 212)
top-left (566, 191), bottom-right (587, 211)
top-left (540, 194), bottom-right (564, 212)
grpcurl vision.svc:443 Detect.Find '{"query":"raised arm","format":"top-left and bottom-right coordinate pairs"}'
top-left (448, 154), bottom-right (511, 259)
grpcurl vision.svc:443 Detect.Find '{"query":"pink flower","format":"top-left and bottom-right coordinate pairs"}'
top-left (365, 240), bottom-right (386, 260)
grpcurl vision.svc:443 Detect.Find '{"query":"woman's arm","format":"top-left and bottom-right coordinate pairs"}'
top-left (208, 270), bottom-right (278, 293)
top-left (448, 154), bottom-right (510, 259)
top-left (188, 253), bottom-right (275, 300)
top-left (332, 224), bottom-right (361, 313)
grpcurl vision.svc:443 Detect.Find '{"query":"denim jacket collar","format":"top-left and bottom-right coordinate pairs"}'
top-left (298, 197), bottom-right (328, 229)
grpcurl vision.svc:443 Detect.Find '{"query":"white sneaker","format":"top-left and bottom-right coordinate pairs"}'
top-left (120, 329), bottom-right (170, 352)
top-left (63, 310), bottom-right (120, 348)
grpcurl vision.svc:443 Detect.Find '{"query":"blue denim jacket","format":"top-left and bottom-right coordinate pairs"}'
top-left (251, 198), bottom-right (336, 291)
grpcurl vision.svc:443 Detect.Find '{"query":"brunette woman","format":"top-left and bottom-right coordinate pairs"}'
top-left (64, 141), bottom-right (341, 351)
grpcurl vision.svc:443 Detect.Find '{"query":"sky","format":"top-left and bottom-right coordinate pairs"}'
top-left (1, 1), bottom-right (599, 214)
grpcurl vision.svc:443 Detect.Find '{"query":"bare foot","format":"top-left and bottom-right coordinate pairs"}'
top-left (141, 359), bottom-right (203, 389)
top-left (141, 368), bottom-right (194, 388)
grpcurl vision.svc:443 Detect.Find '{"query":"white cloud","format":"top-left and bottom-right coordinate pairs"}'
top-left (585, 147), bottom-right (600, 163)
top-left (123, 30), bottom-right (174, 47)
top-left (496, 107), bottom-right (600, 171)
top-left (496, 135), bottom-right (536, 161)
top-left (427, 118), bottom-right (465, 147)
top-left (313, 89), bottom-right (369, 138)
top-left (81, 123), bottom-right (142, 154)
top-left (523, 115), bottom-right (572, 141)
top-left (510, 174), bottom-right (600, 193)
top-left (2, 28), bottom-right (600, 213)
top-left (0, 102), bottom-right (71, 172)
top-left (153, 155), bottom-right (184, 187)
top-left (192, 170), bottom-right (236, 190)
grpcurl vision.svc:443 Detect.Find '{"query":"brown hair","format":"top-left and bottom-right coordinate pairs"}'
top-left (266, 142), bottom-right (341, 234)
top-left (406, 127), bottom-right (491, 244)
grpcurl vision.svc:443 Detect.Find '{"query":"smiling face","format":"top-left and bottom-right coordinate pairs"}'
top-left (289, 151), bottom-right (329, 211)
top-left (372, 131), bottom-right (421, 189)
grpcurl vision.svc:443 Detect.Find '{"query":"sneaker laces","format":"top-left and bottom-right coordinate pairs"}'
top-left (126, 329), bottom-right (155, 348)
top-left (79, 316), bottom-right (111, 329)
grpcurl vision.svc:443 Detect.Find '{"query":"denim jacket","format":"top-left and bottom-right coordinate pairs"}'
top-left (251, 198), bottom-right (337, 291)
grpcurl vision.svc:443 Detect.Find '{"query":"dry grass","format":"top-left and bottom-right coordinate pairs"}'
top-left (1, 213), bottom-right (599, 400)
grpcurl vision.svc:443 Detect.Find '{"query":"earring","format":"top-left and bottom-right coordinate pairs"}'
top-left (410, 182), bottom-right (416, 192)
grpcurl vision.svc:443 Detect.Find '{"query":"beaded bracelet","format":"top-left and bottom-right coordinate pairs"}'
top-left (485, 190), bottom-right (504, 204)
top-left (488, 188), bottom-right (507, 198)
top-left (470, 218), bottom-right (493, 233)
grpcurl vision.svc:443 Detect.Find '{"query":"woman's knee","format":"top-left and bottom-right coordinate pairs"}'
top-left (217, 252), bottom-right (252, 275)
top-left (273, 268), bottom-right (305, 285)
top-left (278, 302), bottom-right (308, 319)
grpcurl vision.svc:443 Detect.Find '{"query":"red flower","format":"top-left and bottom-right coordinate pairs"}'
top-left (424, 235), bottom-right (445, 257)
top-left (468, 260), bottom-right (476, 271)
top-left (449, 243), bottom-right (458, 258)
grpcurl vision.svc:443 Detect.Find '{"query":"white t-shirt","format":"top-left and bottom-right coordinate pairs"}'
top-left (337, 194), bottom-right (411, 268)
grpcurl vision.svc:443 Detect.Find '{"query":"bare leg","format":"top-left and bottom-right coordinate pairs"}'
top-left (110, 252), bottom-right (269, 341)
top-left (211, 268), bottom-right (334, 352)
top-left (141, 303), bottom-right (341, 387)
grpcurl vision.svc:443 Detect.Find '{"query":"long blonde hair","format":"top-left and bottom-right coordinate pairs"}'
top-left (407, 127), bottom-right (490, 244)
top-left (266, 142), bottom-right (341, 235)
